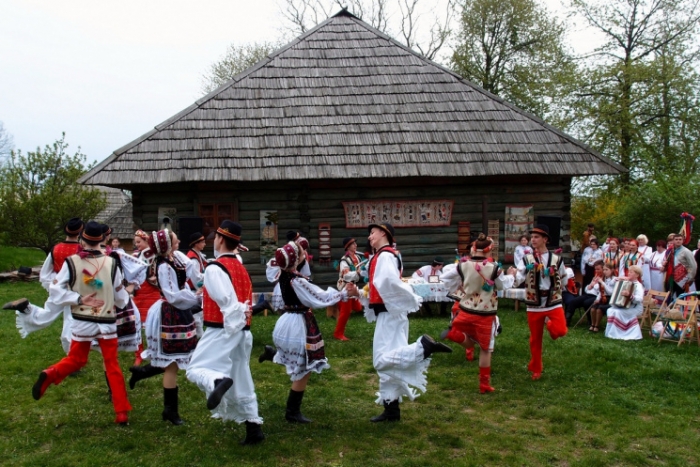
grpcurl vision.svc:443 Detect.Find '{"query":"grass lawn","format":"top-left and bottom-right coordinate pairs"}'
top-left (1, 281), bottom-right (699, 466)
top-left (0, 245), bottom-right (46, 273)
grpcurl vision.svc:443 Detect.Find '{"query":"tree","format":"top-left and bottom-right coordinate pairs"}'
top-left (0, 134), bottom-right (107, 253)
top-left (201, 41), bottom-right (282, 94)
top-left (450, 0), bottom-right (578, 123)
top-left (0, 121), bottom-right (14, 165)
top-left (278, 0), bottom-right (457, 61)
top-left (569, 0), bottom-right (700, 187)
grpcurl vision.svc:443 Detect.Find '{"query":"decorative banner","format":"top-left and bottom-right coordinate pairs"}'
top-left (260, 210), bottom-right (278, 265)
top-left (504, 205), bottom-right (535, 263)
top-left (343, 200), bottom-right (454, 228)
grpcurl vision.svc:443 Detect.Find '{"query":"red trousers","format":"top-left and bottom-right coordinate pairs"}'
top-left (527, 307), bottom-right (567, 374)
top-left (48, 339), bottom-right (132, 413)
top-left (333, 298), bottom-right (363, 338)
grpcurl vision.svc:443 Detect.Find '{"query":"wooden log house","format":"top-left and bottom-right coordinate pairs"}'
top-left (79, 10), bottom-right (625, 290)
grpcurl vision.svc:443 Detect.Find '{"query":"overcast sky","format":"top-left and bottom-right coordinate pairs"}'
top-left (0, 0), bottom-right (598, 166)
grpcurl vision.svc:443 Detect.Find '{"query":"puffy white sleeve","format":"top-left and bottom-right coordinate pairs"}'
top-left (373, 252), bottom-right (422, 316)
top-left (298, 260), bottom-right (311, 277)
top-left (340, 258), bottom-right (360, 283)
top-left (49, 262), bottom-right (81, 306)
top-left (174, 251), bottom-right (203, 288)
top-left (204, 265), bottom-right (249, 335)
top-left (158, 262), bottom-right (200, 310)
top-left (291, 277), bottom-right (348, 309)
top-left (39, 253), bottom-right (55, 292)
top-left (440, 265), bottom-right (462, 292)
top-left (631, 281), bottom-right (644, 305)
top-left (496, 270), bottom-right (515, 290)
top-left (266, 259), bottom-right (281, 283)
top-left (116, 252), bottom-right (147, 285)
top-left (514, 258), bottom-right (528, 287)
top-left (113, 268), bottom-right (129, 309)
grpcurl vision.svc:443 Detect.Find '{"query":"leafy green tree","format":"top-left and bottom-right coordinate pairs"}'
top-left (201, 41), bottom-right (281, 94)
top-left (450, 0), bottom-right (577, 123)
top-left (569, 0), bottom-right (700, 187)
top-left (0, 134), bottom-right (106, 253)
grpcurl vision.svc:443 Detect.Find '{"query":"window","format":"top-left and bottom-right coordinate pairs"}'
top-left (199, 203), bottom-right (237, 245)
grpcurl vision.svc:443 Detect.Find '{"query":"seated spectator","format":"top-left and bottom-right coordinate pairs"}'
top-left (565, 260), bottom-right (603, 326)
top-left (412, 257), bottom-right (445, 282)
top-left (588, 263), bottom-right (616, 332)
top-left (561, 267), bottom-right (579, 310)
top-left (605, 266), bottom-right (644, 340)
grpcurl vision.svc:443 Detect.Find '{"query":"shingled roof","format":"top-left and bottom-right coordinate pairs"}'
top-left (94, 186), bottom-right (134, 240)
top-left (80, 9), bottom-right (625, 187)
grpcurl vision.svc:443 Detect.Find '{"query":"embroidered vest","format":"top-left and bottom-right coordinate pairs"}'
top-left (337, 252), bottom-right (361, 289)
top-left (523, 252), bottom-right (563, 307)
top-left (202, 255), bottom-right (253, 328)
top-left (52, 241), bottom-right (81, 273)
top-left (279, 270), bottom-right (306, 311)
top-left (155, 256), bottom-right (187, 299)
top-left (368, 246), bottom-right (401, 306)
top-left (65, 253), bottom-right (117, 323)
top-left (457, 259), bottom-right (500, 316)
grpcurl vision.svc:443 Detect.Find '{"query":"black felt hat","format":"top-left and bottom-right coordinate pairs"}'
top-left (368, 222), bottom-right (395, 244)
top-left (64, 218), bottom-right (84, 236)
top-left (81, 221), bottom-right (104, 243)
top-left (342, 236), bottom-right (356, 250)
top-left (217, 220), bottom-right (242, 247)
top-left (432, 256), bottom-right (444, 266)
top-left (189, 232), bottom-right (205, 247)
top-left (530, 224), bottom-right (550, 239)
top-left (101, 224), bottom-right (112, 237)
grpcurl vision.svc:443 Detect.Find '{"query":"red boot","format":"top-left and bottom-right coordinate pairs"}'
top-left (465, 347), bottom-right (474, 361)
top-left (115, 411), bottom-right (129, 425)
top-left (32, 367), bottom-right (57, 400)
top-left (479, 367), bottom-right (494, 394)
top-left (333, 303), bottom-right (352, 341)
top-left (134, 343), bottom-right (143, 367)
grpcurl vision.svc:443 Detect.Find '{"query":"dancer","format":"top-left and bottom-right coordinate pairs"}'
top-left (366, 222), bottom-right (452, 422)
top-left (440, 234), bottom-right (514, 393)
top-left (267, 230), bottom-right (312, 313)
top-left (186, 221), bottom-right (265, 445)
top-left (129, 229), bottom-right (201, 425)
top-left (5, 218), bottom-right (84, 354)
top-left (333, 236), bottom-right (365, 340)
top-left (259, 240), bottom-right (358, 423)
top-left (514, 224), bottom-right (568, 380)
top-left (30, 221), bottom-right (132, 425)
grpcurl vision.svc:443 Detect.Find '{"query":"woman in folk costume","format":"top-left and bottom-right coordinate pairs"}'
top-left (581, 237), bottom-right (603, 289)
top-left (513, 235), bottom-right (532, 270)
top-left (649, 240), bottom-right (667, 291)
top-left (636, 235), bottom-right (653, 290)
top-left (333, 236), bottom-right (366, 340)
top-left (266, 230), bottom-right (312, 312)
top-left (603, 238), bottom-right (621, 275)
top-left (186, 221), bottom-right (265, 445)
top-left (618, 239), bottom-right (644, 279)
top-left (514, 224), bottom-right (568, 380)
top-left (259, 241), bottom-right (358, 423)
top-left (605, 265), bottom-right (645, 340)
top-left (365, 223), bottom-right (452, 422)
top-left (129, 229), bottom-right (201, 425)
top-left (587, 263), bottom-right (616, 332)
top-left (439, 234), bottom-right (515, 393)
top-left (132, 230), bottom-right (163, 365)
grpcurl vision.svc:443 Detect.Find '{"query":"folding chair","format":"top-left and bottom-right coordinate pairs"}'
top-left (653, 297), bottom-right (698, 346)
top-left (639, 289), bottom-right (669, 333)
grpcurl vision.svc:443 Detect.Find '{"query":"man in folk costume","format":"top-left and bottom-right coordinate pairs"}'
top-left (333, 236), bottom-right (365, 340)
top-left (366, 222), bottom-right (452, 422)
top-left (186, 221), bottom-right (265, 445)
top-left (31, 221), bottom-right (132, 425)
top-left (514, 224), bottom-right (568, 380)
top-left (186, 232), bottom-right (207, 277)
top-left (662, 234), bottom-right (696, 300)
top-left (439, 234), bottom-right (515, 393)
top-left (4, 218), bottom-right (84, 354)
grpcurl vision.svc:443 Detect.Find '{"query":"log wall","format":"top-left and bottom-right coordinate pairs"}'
top-left (129, 175), bottom-right (571, 290)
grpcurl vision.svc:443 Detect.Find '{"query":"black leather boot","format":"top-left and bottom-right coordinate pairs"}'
top-left (129, 364), bottom-right (165, 389)
top-left (240, 421), bottom-right (266, 445)
top-left (2, 298), bottom-right (29, 313)
top-left (370, 400), bottom-right (400, 422)
top-left (421, 334), bottom-right (453, 359)
top-left (258, 345), bottom-right (277, 363)
top-left (207, 377), bottom-right (233, 410)
top-left (285, 389), bottom-right (312, 423)
top-left (162, 386), bottom-right (184, 425)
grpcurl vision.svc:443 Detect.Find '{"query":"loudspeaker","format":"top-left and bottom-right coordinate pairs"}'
top-left (177, 217), bottom-right (204, 253)
top-left (537, 216), bottom-right (562, 247)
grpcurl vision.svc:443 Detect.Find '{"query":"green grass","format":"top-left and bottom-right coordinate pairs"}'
top-left (0, 245), bottom-right (46, 272)
top-left (1, 281), bottom-right (700, 466)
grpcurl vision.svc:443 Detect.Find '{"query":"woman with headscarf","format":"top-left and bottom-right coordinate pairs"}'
top-left (129, 229), bottom-right (201, 425)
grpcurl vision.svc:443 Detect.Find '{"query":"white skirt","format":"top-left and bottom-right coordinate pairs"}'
top-left (272, 312), bottom-right (330, 381)
top-left (605, 304), bottom-right (643, 340)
